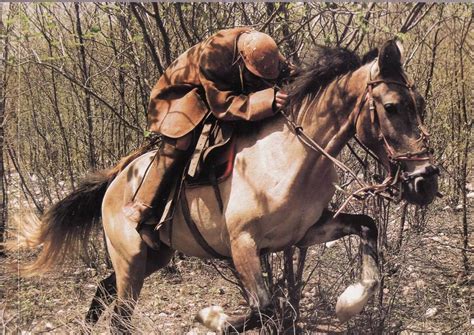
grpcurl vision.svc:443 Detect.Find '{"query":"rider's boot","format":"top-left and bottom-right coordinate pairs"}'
top-left (123, 137), bottom-right (191, 250)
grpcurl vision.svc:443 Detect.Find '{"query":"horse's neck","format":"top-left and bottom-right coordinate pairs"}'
top-left (233, 66), bottom-right (369, 192)
top-left (294, 67), bottom-right (368, 159)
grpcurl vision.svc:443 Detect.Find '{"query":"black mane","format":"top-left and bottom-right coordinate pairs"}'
top-left (286, 46), bottom-right (363, 109)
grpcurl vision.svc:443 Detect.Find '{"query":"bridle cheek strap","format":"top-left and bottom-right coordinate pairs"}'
top-left (361, 79), bottom-right (433, 165)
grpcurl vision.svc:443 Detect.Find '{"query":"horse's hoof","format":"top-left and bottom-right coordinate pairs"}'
top-left (336, 282), bottom-right (371, 323)
top-left (196, 306), bottom-right (228, 332)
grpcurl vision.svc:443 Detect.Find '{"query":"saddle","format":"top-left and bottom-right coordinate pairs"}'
top-left (186, 117), bottom-right (235, 186)
top-left (156, 117), bottom-right (235, 229)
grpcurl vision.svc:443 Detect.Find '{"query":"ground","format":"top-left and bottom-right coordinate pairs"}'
top-left (1, 201), bottom-right (472, 334)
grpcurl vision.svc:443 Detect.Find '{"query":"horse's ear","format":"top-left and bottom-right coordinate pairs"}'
top-left (362, 48), bottom-right (379, 64)
top-left (378, 39), bottom-right (404, 75)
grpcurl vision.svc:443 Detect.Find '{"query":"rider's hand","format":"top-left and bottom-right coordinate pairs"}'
top-left (274, 90), bottom-right (288, 110)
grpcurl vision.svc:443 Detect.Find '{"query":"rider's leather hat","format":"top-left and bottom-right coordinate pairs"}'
top-left (237, 31), bottom-right (284, 80)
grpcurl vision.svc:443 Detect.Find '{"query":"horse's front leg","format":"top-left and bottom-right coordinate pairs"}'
top-left (297, 209), bottom-right (380, 323)
top-left (197, 231), bottom-right (271, 333)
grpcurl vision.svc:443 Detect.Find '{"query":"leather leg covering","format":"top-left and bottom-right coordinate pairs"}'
top-left (124, 140), bottom-right (190, 226)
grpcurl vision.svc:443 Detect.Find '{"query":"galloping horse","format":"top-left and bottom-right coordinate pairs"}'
top-left (20, 40), bottom-right (438, 332)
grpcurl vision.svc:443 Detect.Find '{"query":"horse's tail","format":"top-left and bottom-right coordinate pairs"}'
top-left (17, 141), bottom-right (158, 276)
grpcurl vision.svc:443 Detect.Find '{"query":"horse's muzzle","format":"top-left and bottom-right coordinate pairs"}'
top-left (401, 164), bottom-right (439, 206)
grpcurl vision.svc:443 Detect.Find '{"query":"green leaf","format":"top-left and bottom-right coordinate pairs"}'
top-left (90, 26), bottom-right (101, 33)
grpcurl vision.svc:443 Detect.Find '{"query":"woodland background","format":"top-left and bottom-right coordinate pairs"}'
top-left (0, 2), bottom-right (472, 334)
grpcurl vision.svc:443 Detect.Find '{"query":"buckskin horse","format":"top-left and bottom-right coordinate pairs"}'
top-left (18, 40), bottom-right (439, 333)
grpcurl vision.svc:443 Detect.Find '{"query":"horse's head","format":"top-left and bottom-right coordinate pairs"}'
top-left (355, 40), bottom-right (439, 206)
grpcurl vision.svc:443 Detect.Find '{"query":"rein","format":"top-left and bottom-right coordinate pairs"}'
top-left (280, 109), bottom-right (395, 216)
top-left (280, 62), bottom-right (436, 216)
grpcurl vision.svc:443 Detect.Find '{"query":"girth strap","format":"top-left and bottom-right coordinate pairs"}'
top-left (209, 167), bottom-right (224, 213)
top-left (180, 184), bottom-right (227, 259)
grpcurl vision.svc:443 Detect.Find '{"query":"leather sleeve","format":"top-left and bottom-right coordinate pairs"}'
top-left (199, 46), bottom-right (276, 122)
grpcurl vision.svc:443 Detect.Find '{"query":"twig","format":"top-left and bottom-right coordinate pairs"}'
top-left (209, 261), bottom-right (241, 287)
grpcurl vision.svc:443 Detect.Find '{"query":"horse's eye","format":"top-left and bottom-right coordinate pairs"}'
top-left (384, 103), bottom-right (398, 114)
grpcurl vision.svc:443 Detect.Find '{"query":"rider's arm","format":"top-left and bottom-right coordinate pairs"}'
top-left (199, 48), bottom-right (276, 122)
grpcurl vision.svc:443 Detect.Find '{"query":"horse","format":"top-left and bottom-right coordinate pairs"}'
top-left (19, 39), bottom-right (439, 333)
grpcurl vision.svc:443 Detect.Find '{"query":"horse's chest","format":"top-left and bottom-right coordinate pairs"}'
top-left (255, 168), bottom-right (337, 249)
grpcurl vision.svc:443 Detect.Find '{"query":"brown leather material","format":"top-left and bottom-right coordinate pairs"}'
top-left (186, 120), bottom-right (235, 186)
top-left (125, 137), bottom-right (194, 226)
top-left (148, 27), bottom-right (280, 138)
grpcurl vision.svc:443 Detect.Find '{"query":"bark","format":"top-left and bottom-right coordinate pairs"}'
top-left (457, 12), bottom-right (472, 277)
top-left (38, 5), bottom-right (75, 189)
top-left (423, 8), bottom-right (444, 102)
top-left (174, 4), bottom-right (194, 46)
top-left (339, 11), bottom-right (354, 44)
top-left (261, 3), bottom-right (279, 33)
top-left (400, 3), bottom-right (425, 33)
top-left (130, 3), bottom-right (164, 74)
top-left (395, 203), bottom-right (408, 252)
top-left (74, 3), bottom-right (96, 169)
top-left (400, 3), bottom-right (435, 34)
top-left (33, 60), bottom-right (140, 132)
top-left (0, 3), bottom-right (8, 251)
top-left (347, 2), bottom-right (375, 51)
top-left (281, 3), bottom-right (300, 64)
top-left (7, 147), bottom-right (44, 214)
top-left (151, 3), bottom-right (171, 67)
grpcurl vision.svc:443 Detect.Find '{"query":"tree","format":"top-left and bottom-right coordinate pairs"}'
top-left (0, 2), bottom-right (11, 253)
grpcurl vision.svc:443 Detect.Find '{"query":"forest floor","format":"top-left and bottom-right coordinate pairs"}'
top-left (1, 198), bottom-right (472, 334)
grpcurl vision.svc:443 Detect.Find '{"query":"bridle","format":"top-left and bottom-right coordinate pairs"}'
top-left (281, 59), bottom-right (439, 214)
top-left (353, 60), bottom-right (438, 183)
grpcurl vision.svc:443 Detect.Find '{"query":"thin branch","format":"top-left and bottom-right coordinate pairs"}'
top-left (31, 58), bottom-right (142, 132)
top-left (130, 3), bottom-right (163, 74)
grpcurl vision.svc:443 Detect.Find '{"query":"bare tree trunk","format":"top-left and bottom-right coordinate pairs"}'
top-left (7, 147), bottom-right (44, 214)
top-left (400, 3), bottom-right (425, 33)
top-left (151, 3), bottom-right (171, 67)
top-left (281, 3), bottom-right (300, 64)
top-left (74, 3), bottom-right (96, 170)
top-left (174, 4), bottom-right (194, 47)
top-left (457, 12), bottom-right (472, 277)
top-left (37, 4), bottom-right (76, 189)
top-left (350, 3), bottom-right (375, 52)
top-left (395, 203), bottom-right (408, 252)
top-left (130, 3), bottom-right (164, 74)
top-left (0, 3), bottom-right (8, 253)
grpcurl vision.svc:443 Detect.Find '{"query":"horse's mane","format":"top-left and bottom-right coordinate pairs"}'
top-left (286, 46), bottom-right (377, 110)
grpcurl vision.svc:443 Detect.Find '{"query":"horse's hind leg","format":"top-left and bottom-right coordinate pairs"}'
top-left (102, 240), bottom-right (145, 334)
top-left (105, 233), bottom-right (174, 334)
top-left (297, 209), bottom-right (380, 323)
top-left (85, 245), bottom-right (174, 326)
top-left (86, 272), bottom-right (117, 324)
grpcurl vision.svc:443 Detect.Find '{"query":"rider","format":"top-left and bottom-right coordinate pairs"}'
top-left (123, 27), bottom-right (292, 249)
